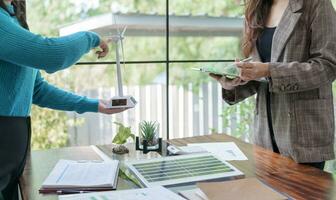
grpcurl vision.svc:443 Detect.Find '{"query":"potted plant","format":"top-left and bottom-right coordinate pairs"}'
top-left (112, 122), bottom-right (135, 154)
top-left (139, 121), bottom-right (160, 150)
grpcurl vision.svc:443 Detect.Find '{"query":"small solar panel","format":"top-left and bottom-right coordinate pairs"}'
top-left (125, 153), bottom-right (244, 187)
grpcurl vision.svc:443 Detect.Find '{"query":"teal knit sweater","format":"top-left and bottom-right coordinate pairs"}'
top-left (0, 5), bottom-right (101, 117)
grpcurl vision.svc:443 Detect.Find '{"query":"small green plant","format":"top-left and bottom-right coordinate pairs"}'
top-left (112, 122), bottom-right (135, 145)
top-left (139, 121), bottom-right (159, 146)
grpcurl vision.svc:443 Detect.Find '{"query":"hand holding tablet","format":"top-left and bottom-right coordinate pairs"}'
top-left (192, 57), bottom-right (253, 79)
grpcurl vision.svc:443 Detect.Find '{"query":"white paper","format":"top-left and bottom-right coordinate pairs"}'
top-left (42, 160), bottom-right (119, 188)
top-left (187, 142), bottom-right (248, 161)
top-left (59, 186), bottom-right (185, 200)
top-left (167, 145), bottom-right (207, 155)
top-left (178, 146), bottom-right (207, 154)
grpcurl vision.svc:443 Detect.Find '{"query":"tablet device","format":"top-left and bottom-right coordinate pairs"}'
top-left (192, 66), bottom-right (239, 79)
top-left (192, 57), bottom-right (252, 79)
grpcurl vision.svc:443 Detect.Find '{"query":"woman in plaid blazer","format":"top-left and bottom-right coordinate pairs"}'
top-left (212, 0), bottom-right (336, 170)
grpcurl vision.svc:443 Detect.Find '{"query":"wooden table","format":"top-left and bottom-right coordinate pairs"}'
top-left (20, 134), bottom-right (336, 200)
top-left (169, 135), bottom-right (336, 200)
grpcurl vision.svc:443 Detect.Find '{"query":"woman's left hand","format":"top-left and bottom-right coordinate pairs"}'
top-left (98, 99), bottom-right (129, 115)
top-left (236, 61), bottom-right (270, 81)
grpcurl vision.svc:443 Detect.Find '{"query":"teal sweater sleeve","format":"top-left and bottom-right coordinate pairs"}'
top-left (0, 11), bottom-right (100, 73)
top-left (33, 71), bottom-right (99, 114)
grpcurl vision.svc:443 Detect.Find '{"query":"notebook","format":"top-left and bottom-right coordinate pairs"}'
top-left (39, 160), bottom-right (119, 194)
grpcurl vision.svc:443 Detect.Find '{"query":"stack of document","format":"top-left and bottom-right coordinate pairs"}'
top-left (58, 186), bottom-right (185, 200)
top-left (40, 160), bottom-right (119, 194)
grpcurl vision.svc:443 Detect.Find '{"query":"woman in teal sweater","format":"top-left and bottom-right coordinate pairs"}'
top-left (0, 1), bottom-right (127, 199)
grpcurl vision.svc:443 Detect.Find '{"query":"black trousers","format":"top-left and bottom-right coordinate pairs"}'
top-left (302, 161), bottom-right (325, 170)
top-left (0, 116), bottom-right (31, 200)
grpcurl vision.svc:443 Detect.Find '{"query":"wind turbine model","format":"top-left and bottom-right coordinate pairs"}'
top-left (106, 26), bottom-right (137, 109)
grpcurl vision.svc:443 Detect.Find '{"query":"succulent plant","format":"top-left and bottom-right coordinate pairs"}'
top-left (139, 121), bottom-right (159, 146)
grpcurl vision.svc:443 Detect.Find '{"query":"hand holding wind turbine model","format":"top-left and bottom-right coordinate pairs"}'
top-left (105, 24), bottom-right (137, 109)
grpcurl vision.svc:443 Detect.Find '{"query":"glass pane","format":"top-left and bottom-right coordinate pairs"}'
top-left (26, 0), bottom-right (166, 62)
top-left (31, 64), bottom-right (166, 149)
top-left (168, 63), bottom-right (255, 141)
top-left (169, 0), bottom-right (244, 60)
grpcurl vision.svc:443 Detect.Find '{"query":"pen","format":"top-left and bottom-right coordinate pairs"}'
top-left (191, 57), bottom-right (253, 72)
top-left (240, 57), bottom-right (253, 62)
top-left (220, 57), bottom-right (253, 78)
top-left (226, 57), bottom-right (253, 68)
top-left (191, 67), bottom-right (208, 72)
top-left (56, 189), bottom-right (90, 194)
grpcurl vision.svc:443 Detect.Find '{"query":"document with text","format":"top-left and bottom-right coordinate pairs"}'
top-left (40, 160), bottom-right (119, 193)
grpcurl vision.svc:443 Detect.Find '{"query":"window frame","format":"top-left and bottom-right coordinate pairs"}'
top-left (22, 0), bottom-right (235, 140)
top-left (73, 0), bottom-right (235, 140)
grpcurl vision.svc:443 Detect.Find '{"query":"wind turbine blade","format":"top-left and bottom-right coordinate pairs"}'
top-left (121, 36), bottom-right (126, 68)
top-left (113, 13), bottom-right (121, 35)
top-left (121, 26), bottom-right (127, 37)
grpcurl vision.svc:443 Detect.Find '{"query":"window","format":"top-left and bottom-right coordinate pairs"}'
top-left (24, 0), bottom-right (336, 174)
top-left (25, 0), bottom-right (253, 148)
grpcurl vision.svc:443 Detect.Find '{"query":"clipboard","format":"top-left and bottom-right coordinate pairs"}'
top-left (39, 160), bottom-right (119, 194)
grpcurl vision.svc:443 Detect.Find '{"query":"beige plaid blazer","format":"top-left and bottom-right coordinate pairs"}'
top-left (222, 0), bottom-right (336, 163)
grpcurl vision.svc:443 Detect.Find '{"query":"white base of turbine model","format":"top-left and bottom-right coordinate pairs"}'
top-left (106, 27), bottom-right (137, 109)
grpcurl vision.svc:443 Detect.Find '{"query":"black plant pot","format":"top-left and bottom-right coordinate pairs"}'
top-left (136, 137), bottom-right (162, 154)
